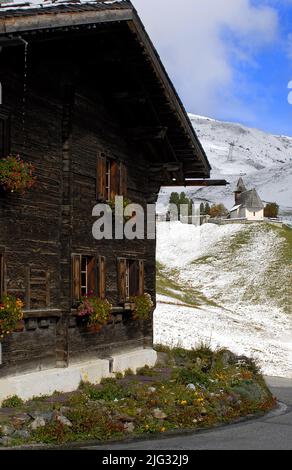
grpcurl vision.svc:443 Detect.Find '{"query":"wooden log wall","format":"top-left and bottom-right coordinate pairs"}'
top-left (0, 34), bottom-right (157, 377)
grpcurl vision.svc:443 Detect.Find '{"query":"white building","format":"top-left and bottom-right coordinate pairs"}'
top-left (229, 178), bottom-right (264, 221)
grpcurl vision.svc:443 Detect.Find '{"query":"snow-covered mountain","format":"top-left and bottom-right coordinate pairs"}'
top-left (158, 115), bottom-right (292, 215)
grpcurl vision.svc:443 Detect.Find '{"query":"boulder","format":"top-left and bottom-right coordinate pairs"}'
top-left (30, 417), bottom-right (46, 430)
top-left (0, 424), bottom-right (14, 436)
top-left (153, 408), bottom-right (167, 420)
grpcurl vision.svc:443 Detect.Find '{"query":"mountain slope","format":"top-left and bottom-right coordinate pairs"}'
top-left (155, 221), bottom-right (292, 377)
top-left (158, 115), bottom-right (292, 215)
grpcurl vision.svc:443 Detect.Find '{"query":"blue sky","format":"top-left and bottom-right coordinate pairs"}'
top-left (132, 0), bottom-right (292, 136)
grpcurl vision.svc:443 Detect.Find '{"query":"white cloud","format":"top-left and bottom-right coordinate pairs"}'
top-left (132, 0), bottom-right (279, 121)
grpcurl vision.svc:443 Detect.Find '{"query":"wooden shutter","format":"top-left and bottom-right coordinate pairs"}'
top-left (120, 162), bottom-right (127, 196)
top-left (96, 153), bottom-right (106, 201)
top-left (87, 256), bottom-right (96, 294)
top-left (129, 260), bottom-right (138, 297)
top-left (110, 160), bottom-right (120, 200)
top-left (98, 256), bottom-right (106, 299)
top-left (138, 260), bottom-right (144, 296)
top-left (118, 258), bottom-right (127, 303)
top-left (72, 255), bottom-right (81, 303)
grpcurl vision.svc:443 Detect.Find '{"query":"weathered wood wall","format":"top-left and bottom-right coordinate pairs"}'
top-left (0, 31), bottom-right (157, 377)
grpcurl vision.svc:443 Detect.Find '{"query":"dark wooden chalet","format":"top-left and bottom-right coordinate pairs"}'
top-left (0, 1), bottom-right (211, 378)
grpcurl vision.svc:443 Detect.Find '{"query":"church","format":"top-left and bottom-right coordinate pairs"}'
top-left (229, 178), bottom-right (264, 221)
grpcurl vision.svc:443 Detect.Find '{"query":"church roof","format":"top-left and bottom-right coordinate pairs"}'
top-left (238, 189), bottom-right (264, 211)
top-left (235, 177), bottom-right (247, 193)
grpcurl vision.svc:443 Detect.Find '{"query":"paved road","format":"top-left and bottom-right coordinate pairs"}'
top-left (88, 377), bottom-right (292, 450)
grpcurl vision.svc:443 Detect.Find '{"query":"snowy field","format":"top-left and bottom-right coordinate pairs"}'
top-left (154, 222), bottom-right (292, 378)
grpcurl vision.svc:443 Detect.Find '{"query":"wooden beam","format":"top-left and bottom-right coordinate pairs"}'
top-left (125, 126), bottom-right (168, 141)
top-left (112, 91), bottom-right (147, 104)
top-left (162, 179), bottom-right (229, 187)
top-left (149, 163), bottom-right (182, 173)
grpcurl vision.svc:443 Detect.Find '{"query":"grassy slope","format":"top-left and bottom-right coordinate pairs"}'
top-left (157, 223), bottom-right (292, 314)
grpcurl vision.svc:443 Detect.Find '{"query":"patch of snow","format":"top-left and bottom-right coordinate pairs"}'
top-left (155, 221), bottom-right (292, 378)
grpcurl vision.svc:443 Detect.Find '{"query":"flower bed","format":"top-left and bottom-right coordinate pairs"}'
top-left (0, 295), bottom-right (24, 340)
top-left (0, 346), bottom-right (276, 447)
top-left (0, 155), bottom-right (36, 193)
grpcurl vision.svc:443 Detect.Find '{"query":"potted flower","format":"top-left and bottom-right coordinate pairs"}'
top-left (0, 295), bottom-right (24, 340)
top-left (129, 293), bottom-right (154, 321)
top-left (0, 155), bottom-right (36, 194)
top-left (77, 292), bottom-right (112, 332)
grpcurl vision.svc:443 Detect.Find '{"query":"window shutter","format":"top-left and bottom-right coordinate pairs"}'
top-left (72, 255), bottom-right (81, 303)
top-left (98, 256), bottom-right (106, 299)
top-left (96, 153), bottom-right (106, 201)
top-left (87, 256), bottom-right (96, 294)
top-left (120, 162), bottom-right (127, 196)
top-left (118, 258), bottom-right (127, 303)
top-left (110, 160), bottom-right (120, 200)
top-left (138, 260), bottom-right (145, 296)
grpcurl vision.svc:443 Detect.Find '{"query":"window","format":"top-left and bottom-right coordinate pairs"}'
top-left (96, 153), bottom-right (127, 202)
top-left (0, 254), bottom-right (4, 299)
top-left (72, 254), bottom-right (106, 304)
top-left (0, 107), bottom-right (11, 158)
top-left (118, 258), bottom-right (144, 303)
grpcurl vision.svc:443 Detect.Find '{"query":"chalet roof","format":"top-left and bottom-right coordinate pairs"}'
top-left (238, 189), bottom-right (264, 211)
top-left (0, 0), bottom-right (211, 184)
top-left (235, 177), bottom-right (247, 193)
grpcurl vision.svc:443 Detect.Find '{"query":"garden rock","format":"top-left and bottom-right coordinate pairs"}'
top-left (116, 413), bottom-right (135, 423)
top-left (12, 414), bottom-right (30, 427)
top-left (232, 381), bottom-right (267, 402)
top-left (60, 406), bottom-right (70, 415)
top-left (56, 415), bottom-right (72, 427)
top-left (30, 416), bottom-right (46, 430)
top-left (186, 384), bottom-right (196, 391)
top-left (148, 387), bottom-right (156, 393)
top-left (0, 424), bottom-right (15, 436)
top-left (124, 422), bottom-right (135, 433)
top-left (221, 351), bottom-right (234, 366)
top-left (13, 429), bottom-right (30, 440)
top-left (0, 436), bottom-right (13, 447)
top-left (153, 408), bottom-right (167, 420)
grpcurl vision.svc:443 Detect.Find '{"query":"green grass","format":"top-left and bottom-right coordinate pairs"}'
top-left (156, 262), bottom-right (218, 309)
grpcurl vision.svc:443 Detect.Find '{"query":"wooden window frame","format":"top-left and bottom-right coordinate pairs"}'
top-left (118, 258), bottom-right (144, 303)
top-left (96, 152), bottom-right (127, 202)
top-left (72, 254), bottom-right (106, 305)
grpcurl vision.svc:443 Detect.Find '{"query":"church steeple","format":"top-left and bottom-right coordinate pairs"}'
top-left (234, 177), bottom-right (247, 205)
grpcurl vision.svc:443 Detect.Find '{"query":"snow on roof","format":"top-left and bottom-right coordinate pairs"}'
top-left (230, 204), bottom-right (242, 212)
top-left (0, 0), bottom-right (125, 13)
